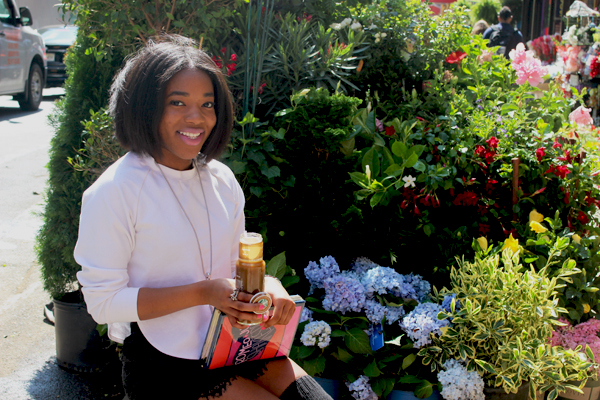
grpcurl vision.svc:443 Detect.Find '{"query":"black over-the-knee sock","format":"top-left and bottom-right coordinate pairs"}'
top-left (279, 375), bottom-right (333, 400)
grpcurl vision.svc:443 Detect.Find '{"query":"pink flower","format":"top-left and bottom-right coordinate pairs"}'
top-left (569, 105), bottom-right (594, 126)
top-left (513, 58), bottom-right (547, 87)
top-left (551, 318), bottom-right (600, 364)
top-left (509, 43), bottom-right (529, 64)
top-left (230, 54), bottom-right (237, 61)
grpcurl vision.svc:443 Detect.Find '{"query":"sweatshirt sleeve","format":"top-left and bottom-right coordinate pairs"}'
top-left (230, 175), bottom-right (246, 278)
top-left (74, 177), bottom-right (140, 325)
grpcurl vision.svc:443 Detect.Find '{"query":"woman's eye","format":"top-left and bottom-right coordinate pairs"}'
top-left (169, 100), bottom-right (185, 106)
top-left (204, 102), bottom-right (215, 108)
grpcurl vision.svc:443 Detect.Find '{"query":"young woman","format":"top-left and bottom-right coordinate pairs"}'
top-left (74, 35), bottom-right (331, 400)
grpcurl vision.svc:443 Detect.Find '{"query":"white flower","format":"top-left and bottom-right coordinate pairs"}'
top-left (369, 23), bottom-right (378, 29)
top-left (365, 165), bottom-right (371, 182)
top-left (438, 359), bottom-right (485, 400)
top-left (350, 20), bottom-right (362, 31)
top-left (340, 18), bottom-right (352, 28)
top-left (300, 320), bottom-right (331, 348)
top-left (330, 23), bottom-right (342, 30)
top-left (402, 175), bottom-right (416, 188)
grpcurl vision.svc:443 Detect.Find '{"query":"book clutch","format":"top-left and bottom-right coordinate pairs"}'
top-left (200, 295), bottom-right (305, 369)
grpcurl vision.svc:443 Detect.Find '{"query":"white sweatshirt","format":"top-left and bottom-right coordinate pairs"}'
top-left (75, 152), bottom-right (245, 359)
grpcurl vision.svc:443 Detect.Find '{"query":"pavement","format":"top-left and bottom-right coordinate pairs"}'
top-left (0, 89), bottom-right (125, 400)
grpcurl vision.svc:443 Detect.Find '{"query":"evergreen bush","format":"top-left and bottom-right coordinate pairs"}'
top-left (36, 32), bottom-right (123, 299)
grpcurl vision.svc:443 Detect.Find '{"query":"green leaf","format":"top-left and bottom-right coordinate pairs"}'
top-left (266, 252), bottom-right (287, 279)
top-left (415, 380), bottom-right (434, 399)
top-left (402, 153), bottom-right (419, 169)
top-left (371, 377), bottom-right (396, 399)
top-left (402, 353), bottom-right (417, 370)
top-left (331, 329), bottom-right (346, 337)
top-left (303, 356), bottom-right (326, 376)
top-left (281, 275), bottom-right (300, 288)
top-left (96, 324), bottom-right (108, 336)
top-left (231, 161), bottom-right (247, 174)
top-left (362, 147), bottom-right (380, 177)
top-left (364, 359), bottom-right (382, 377)
top-left (344, 328), bottom-right (372, 354)
top-left (334, 346), bottom-right (353, 363)
top-left (297, 345), bottom-right (316, 359)
top-left (392, 141), bottom-right (408, 158)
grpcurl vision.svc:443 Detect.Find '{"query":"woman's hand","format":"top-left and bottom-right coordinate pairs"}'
top-left (206, 278), bottom-right (264, 329)
top-left (262, 276), bottom-right (295, 329)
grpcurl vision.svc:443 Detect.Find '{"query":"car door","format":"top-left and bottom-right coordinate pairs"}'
top-left (0, 0), bottom-right (23, 94)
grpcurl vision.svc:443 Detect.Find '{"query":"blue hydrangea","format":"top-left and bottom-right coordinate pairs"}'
top-left (361, 266), bottom-right (416, 299)
top-left (346, 375), bottom-right (378, 400)
top-left (351, 257), bottom-right (380, 276)
top-left (364, 299), bottom-right (405, 325)
top-left (438, 359), bottom-right (485, 400)
top-left (300, 307), bottom-right (314, 323)
top-left (403, 273), bottom-right (431, 302)
top-left (304, 256), bottom-right (340, 291)
top-left (300, 320), bottom-right (332, 348)
top-left (401, 302), bottom-right (450, 348)
top-left (322, 275), bottom-right (366, 314)
top-left (442, 294), bottom-right (461, 313)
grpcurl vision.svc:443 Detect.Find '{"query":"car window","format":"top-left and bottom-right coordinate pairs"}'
top-left (0, 0), bottom-right (13, 25)
top-left (40, 28), bottom-right (77, 43)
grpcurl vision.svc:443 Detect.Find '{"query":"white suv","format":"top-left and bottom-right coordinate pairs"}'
top-left (0, 0), bottom-right (46, 111)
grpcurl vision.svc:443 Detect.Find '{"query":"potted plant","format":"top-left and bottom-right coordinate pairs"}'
top-left (418, 233), bottom-right (597, 400)
top-left (291, 255), bottom-right (453, 399)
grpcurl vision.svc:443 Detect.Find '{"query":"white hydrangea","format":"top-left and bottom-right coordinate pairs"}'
top-left (346, 375), bottom-right (378, 400)
top-left (300, 320), bottom-right (331, 349)
top-left (438, 359), bottom-right (485, 400)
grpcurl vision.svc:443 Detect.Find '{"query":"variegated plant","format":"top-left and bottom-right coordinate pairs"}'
top-left (418, 249), bottom-right (597, 400)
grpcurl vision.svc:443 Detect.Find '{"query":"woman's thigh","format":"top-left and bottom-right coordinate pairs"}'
top-left (253, 357), bottom-right (308, 397)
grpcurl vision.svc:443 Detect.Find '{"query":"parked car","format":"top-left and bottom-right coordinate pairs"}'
top-left (0, 0), bottom-right (46, 110)
top-left (37, 25), bottom-right (77, 88)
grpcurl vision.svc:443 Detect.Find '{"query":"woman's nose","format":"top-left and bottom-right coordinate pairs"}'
top-left (184, 106), bottom-right (204, 123)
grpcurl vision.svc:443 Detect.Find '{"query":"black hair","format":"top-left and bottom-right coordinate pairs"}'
top-left (499, 6), bottom-right (512, 21)
top-left (108, 35), bottom-right (233, 162)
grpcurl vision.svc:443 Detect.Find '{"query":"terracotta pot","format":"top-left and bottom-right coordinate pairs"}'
top-left (484, 383), bottom-right (543, 400)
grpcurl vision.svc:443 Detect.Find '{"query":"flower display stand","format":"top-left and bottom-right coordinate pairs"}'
top-left (313, 377), bottom-right (441, 400)
top-left (557, 379), bottom-right (600, 400)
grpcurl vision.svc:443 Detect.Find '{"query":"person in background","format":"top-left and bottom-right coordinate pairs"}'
top-left (482, 6), bottom-right (524, 58)
top-left (472, 20), bottom-right (490, 36)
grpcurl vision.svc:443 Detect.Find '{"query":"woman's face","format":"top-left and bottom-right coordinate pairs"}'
top-left (155, 68), bottom-right (217, 171)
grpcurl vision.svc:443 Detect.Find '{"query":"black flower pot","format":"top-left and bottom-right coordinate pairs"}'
top-left (53, 291), bottom-right (116, 373)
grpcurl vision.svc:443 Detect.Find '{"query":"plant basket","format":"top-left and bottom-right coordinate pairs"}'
top-left (53, 291), bottom-right (116, 373)
top-left (557, 379), bottom-right (600, 400)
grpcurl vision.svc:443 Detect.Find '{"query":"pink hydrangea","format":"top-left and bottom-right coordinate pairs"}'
top-left (509, 43), bottom-right (547, 87)
top-left (569, 105), bottom-right (594, 126)
top-left (513, 59), bottom-right (547, 87)
top-left (550, 318), bottom-right (600, 364)
top-left (509, 43), bottom-right (530, 64)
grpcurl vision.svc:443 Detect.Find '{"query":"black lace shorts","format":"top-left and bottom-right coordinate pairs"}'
top-left (121, 323), bottom-right (272, 400)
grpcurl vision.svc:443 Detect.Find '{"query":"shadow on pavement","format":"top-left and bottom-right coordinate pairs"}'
top-left (0, 91), bottom-right (64, 122)
top-left (26, 357), bottom-right (125, 400)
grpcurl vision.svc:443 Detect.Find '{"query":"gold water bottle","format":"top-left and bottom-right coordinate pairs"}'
top-left (236, 232), bottom-right (271, 325)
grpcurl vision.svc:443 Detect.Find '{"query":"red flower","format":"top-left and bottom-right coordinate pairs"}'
top-left (485, 179), bottom-right (498, 193)
top-left (535, 147), bottom-right (546, 162)
top-left (557, 150), bottom-right (573, 163)
top-left (211, 55), bottom-right (223, 69)
top-left (486, 136), bottom-right (499, 149)
top-left (230, 54), bottom-right (237, 61)
top-left (478, 223), bottom-right (490, 235)
top-left (384, 126), bottom-right (395, 137)
top-left (416, 116), bottom-right (426, 122)
top-left (452, 191), bottom-right (478, 206)
top-left (555, 165), bottom-right (570, 179)
top-left (475, 145), bottom-right (486, 157)
top-left (220, 47), bottom-right (227, 55)
top-left (577, 211), bottom-right (590, 224)
top-left (552, 139), bottom-right (562, 149)
top-left (446, 51), bottom-right (467, 64)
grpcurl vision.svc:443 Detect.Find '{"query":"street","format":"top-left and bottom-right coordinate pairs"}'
top-left (0, 90), bottom-right (122, 399)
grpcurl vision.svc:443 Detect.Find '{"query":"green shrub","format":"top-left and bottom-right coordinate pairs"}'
top-left (471, 0), bottom-right (501, 26)
top-left (36, 33), bottom-right (123, 299)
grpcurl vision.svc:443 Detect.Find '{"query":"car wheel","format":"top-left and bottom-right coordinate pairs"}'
top-left (18, 63), bottom-right (44, 111)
